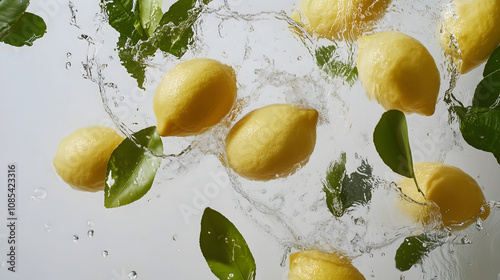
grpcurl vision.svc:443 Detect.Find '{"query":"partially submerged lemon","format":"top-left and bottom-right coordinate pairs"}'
top-left (357, 31), bottom-right (441, 116)
top-left (398, 162), bottom-right (489, 229)
top-left (153, 58), bottom-right (237, 137)
top-left (288, 249), bottom-right (366, 280)
top-left (440, 0), bottom-right (500, 74)
top-left (53, 126), bottom-right (124, 192)
top-left (292, 0), bottom-right (392, 41)
top-left (225, 104), bottom-right (318, 181)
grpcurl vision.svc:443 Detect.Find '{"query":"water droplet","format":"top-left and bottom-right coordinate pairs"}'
top-left (381, 253), bottom-right (386, 257)
top-left (400, 276), bottom-right (405, 280)
top-left (31, 187), bottom-right (48, 201)
top-left (44, 223), bottom-right (52, 232)
top-left (88, 229), bottom-right (94, 238)
top-left (108, 55), bottom-right (114, 61)
top-left (73, 235), bottom-right (79, 242)
top-left (156, 194), bottom-right (161, 198)
top-left (461, 235), bottom-right (472, 244)
top-left (87, 220), bottom-right (96, 229)
top-left (475, 217), bottom-right (484, 231)
top-left (66, 62), bottom-right (72, 69)
top-left (67, 52), bottom-right (72, 59)
top-left (102, 250), bottom-right (108, 257)
top-left (297, 56), bottom-right (302, 61)
top-left (128, 271), bottom-right (137, 279)
top-left (172, 234), bottom-right (178, 241)
top-left (369, 253), bottom-right (374, 258)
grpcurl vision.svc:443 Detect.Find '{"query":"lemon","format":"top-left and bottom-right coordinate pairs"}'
top-left (225, 104), bottom-right (318, 181)
top-left (288, 249), bottom-right (366, 280)
top-left (153, 58), bottom-right (237, 137)
top-left (398, 162), bottom-right (490, 229)
top-left (357, 31), bottom-right (441, 116)
top-left (292, 0), bottom-right (392, 41)
top-left (440, 0), bottom-right (500, 74)
top-left (53, 126), bottom-right (124, 192)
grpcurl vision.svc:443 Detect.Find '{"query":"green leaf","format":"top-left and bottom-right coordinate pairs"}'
top-left (156, 0), bottom-right (212, 58)
top-left (495, 153), bottom-right (500, 165)
top-left (116, 33), bottom-right (157, 89)
top-left (105, 126), bottom-right (163, 208)
top-left (483, 45), bottom-right (500, 77)
top-left (323, 153), bottom-right (374, 218)
top-left (101, 0), bottom-right (146, 39)
top-left (0, 0), bottom-right (29, 35)
top-left (316, 45), bottom-right (358, 85)
top-left (373, 110), bottom-right (414, 178)
top-left (139, 0), bottom-right (163, 37)
top-left (200, 208), bottom-right (256, 280)
top-left (0, 12), bottom-right (46, 47)
top-left (473, 69), bottom-right (500, 110)
top-left (323, 152), bottom-right (348, 217)
top-left (395, 234), bottom-right (440, 271)
top-left (456, 106), bottom-right (500, 154)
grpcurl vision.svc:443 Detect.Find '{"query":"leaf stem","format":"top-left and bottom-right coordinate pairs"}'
top-left (413, 175), bottom-right (426, 200)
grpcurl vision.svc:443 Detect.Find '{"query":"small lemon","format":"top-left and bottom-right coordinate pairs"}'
top-left (153, 58), bottom-right (237, 137)
top-left (225, 104), bottom-right (318, 181)
top-left (53, 126), bottom-right (124, 192)
top-left (398, 162), bottom-right (490, 229)
top-left (288, 249), bottom-right (366, 280)
top-left (292, 0), bottom-right (392, 41)
top-left (357, 31), bottom-right (441, 116)
top-left (440, 0), bottom-right (500, 74)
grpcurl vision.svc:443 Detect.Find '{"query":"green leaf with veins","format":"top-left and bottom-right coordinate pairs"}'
top-left (200, 207), bottom-right (256, 280)
top-left (395, 234), bottom-right (441, 271)
top-left (116, 33), bottom-right (157, 89)
top-left (0, 0), bottom-right (29, 35)
top-left (455, 106), bottom-right (500, 154)
top-left (104, 126), bottom-right (163, 208)
top-left (323, 152), bottom-right (374, 217)
top-left (139, 0), bottom-right (163, 36)
top-left (483, 45), bottom-right (500, 77)
top-left (101, 0), bottom-right (146, 39)
top-left (473, 69), bottom-right (500, 110)
top-left (315, 45), bottom-right (358, 86)
top-left (0, 12), bottom-right (46, 47)
top-left (373, 110), bottom-right (414, 178)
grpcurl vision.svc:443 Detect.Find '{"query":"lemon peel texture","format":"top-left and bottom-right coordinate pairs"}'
top-left (357, 31), bottom-right (441, 116)
top-left (292, 0), bottom-right (392, 42)
top-left (398, 162), bottom-right (490, 229)
top-left (288, 249), bottom-right (366, 280)
top-left (440, 0), bottom-right (500, 74)
top-left (153, 58), bottom-right (237, 137)
top-left (225, 104), bottom-right (318, 181)
top-left (53, 126), bottom-right (124, 192)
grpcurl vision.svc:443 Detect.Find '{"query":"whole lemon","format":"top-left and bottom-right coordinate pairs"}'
top-left (440, 0), bottom-right (500, 74)
top-left (292, 0), bottom-right (392, 41)
top-left (398, 162), bottom-right (489, 229)
top-left (357, 31), bottom-right (441, 116)
top-left (288, 249), bottom-right (366, 280)
top-left (53, 126), bottom-right (124, 192)
top-left (225, 104), bottom-right (318, 181)
top-left (153, 58), bottom-right (237, 137)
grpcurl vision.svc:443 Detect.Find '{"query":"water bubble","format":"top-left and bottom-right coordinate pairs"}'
top-left (31, 187), bottom-right (48, 201)
top-left (461, 235), bottom-right (472, 244)
top-left (44, 223), bottom-right (52, 232)
top-left (66, 62), bottom-right (72, 69)
top-left (172, 234), bottom-right (178, 241)
top-left (475, 217), bottom-right (484, 231)
top-left (87, 220), bottom-right (96, 229)
top-left (128, 271), bottom-right (137, 279)
top-left (73, 235), bottom-right (79, 242)
top-left (102, 250), bottom-right (108, 257)
top-left (67, 52), bottom-right (72, 59)
top-left (381, 253), bottom-right (386, 257)
top-left (108, 55), bottom-right (114, 61)
top-left (88, 229), bottom-right (94, 238)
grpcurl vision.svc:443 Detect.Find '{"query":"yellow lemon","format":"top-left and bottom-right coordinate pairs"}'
top-left (292, 0), bottom-right (392, 41)
top-left (153, 58), bottom-right (237, 137)
top-left (357, 31), bottom-right (441, 116)
top-left (53, 126), bottom-right (124, 192)
top-left (288, 249), bottom-right (366, 280)
top-left (398, 162), bottom-right (490, 229)
top-left (440, 0), bottom-right (500, 74)
top-left (225, 104), bottom-right (318, 181)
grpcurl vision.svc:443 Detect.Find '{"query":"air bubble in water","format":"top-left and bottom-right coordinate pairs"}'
top-left (67, 52), bottom-right (72, 59)
top-left (73, 235), bottom-right (79, 242)
top-left (172, 234), bottom-right (178, 241)
top-left (88, 229), bottom-right (94, 238)
top-left (66, 62), bottom-right (72, 69)
top-left (128, 271), bottom-right (137, 279)
top-left (102, 250), bottom-right (108, 257)
top-left (31, 187), bottom-right (48, 201)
